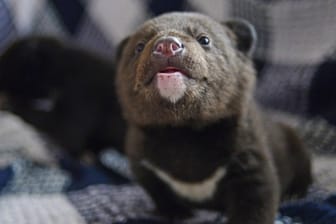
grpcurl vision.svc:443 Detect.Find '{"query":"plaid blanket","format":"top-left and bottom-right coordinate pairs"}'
top-left (1, 110), bottom-right (336, 224)
top-left (1, 0), bottom-right (336, 223)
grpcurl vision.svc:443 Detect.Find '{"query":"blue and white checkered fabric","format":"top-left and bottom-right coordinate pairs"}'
top-left (1, 1), bottom-right (336, 223)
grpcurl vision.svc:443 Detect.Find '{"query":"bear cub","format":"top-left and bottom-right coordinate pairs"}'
top-left (116, 12), bottom-right (312, 224)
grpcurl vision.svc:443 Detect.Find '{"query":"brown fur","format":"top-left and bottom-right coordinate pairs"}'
top-left (116, 12), bottom-right (312, 224)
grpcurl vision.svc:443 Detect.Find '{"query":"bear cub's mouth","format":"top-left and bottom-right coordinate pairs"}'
top-left (159, 67), bottom-right (182, 73)
top-left (157, 66), bottom-right (189, 77)
top-left (144, 65), bottom-right (191, 86)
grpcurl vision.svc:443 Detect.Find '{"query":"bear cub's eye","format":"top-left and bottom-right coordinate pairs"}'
top-left (197, 35), bottom-right (210, 46)
top-left (135, 42), bottom-right (145, 53)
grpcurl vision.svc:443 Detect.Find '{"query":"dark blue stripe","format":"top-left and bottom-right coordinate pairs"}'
top-left (0, 0), bottom-right (16, 46)
top-left (49, 0), bottom-right (85, 34)
top-left (308, 59), bottom-right (336, 126)
top-left (0, 166), bottom-right (13, 191)
top-left (146, 0), bottom-right (188, 16)
top-left (280, 200), bottom-right (336, 224)
top-left (0, 0), bottom-right (12, 27)
top-left (60, 157), bottom-right (129, 191)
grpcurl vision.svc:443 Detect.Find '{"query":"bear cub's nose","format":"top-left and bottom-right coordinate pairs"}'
top-left (153, 36), bottom-right (184, 57)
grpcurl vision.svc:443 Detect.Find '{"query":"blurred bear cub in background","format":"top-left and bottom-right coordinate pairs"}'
top-left (0, 37), bottom-right (126, 159)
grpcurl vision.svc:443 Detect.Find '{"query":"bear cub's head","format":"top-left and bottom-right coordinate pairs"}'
top-left (116, 12), bottom-right (257, 127)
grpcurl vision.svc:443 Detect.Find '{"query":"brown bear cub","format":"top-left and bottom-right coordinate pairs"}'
top-left (116, 12), bottom-right (312, 224)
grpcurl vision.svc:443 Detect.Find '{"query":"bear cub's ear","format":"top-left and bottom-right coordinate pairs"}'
top-left (224, 19), bottom-right (257, 56)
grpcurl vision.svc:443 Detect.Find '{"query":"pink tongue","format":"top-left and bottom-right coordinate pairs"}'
top-left (156, 72), bottom-right (186, 103)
